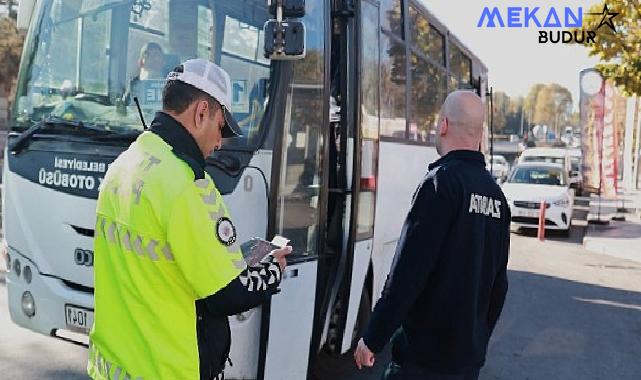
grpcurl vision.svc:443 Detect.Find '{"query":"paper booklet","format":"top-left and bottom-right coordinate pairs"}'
top-left (240, 235), bottom-right (290, 266)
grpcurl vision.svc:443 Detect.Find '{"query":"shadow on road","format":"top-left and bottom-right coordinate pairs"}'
top-left (483, 270), bottom-right (641, 380)
top-left (40, 369), bottom-right (89, 380)
top-left (0, 340), bottom-right (89, 380)
top-left (336, 268), bottom-right (641, 380)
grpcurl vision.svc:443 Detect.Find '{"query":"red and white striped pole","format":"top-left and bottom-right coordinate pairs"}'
top-left (537, 201), bottom-right (546, 241)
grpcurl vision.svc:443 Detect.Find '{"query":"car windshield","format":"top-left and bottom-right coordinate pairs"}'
top-left (522, 155), bottom-right (564, 165)
top-left (12, 0), bottom-right (271, 148)
top-left (492, 157), bottom-right (506, 165)
top-left (508, 166), bottom-right (567, 186)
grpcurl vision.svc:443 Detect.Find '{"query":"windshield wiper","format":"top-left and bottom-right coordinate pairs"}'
top-left (9, 118), bottom-right (136, 155)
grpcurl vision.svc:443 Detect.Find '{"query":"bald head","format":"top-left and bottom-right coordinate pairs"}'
top-left (442, 91), bottom-right (485, 134)
top-left (436, 91), bottom-right (485, 155)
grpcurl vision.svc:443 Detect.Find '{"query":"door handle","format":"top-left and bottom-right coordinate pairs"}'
top-left (284, 268), bottom-right (299, 279)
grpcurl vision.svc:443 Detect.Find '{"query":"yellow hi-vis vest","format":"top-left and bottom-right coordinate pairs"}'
top-left (88, 131), bottom-right (246, 380)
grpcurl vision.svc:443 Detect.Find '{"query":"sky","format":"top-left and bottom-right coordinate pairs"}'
top-left (421, 0), bottom-right (604, 109)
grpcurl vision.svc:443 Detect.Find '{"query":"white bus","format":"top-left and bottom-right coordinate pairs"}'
top-left (2, 0), bottom-right (487, 378)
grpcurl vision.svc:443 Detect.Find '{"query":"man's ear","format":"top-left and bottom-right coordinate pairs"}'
top-left (440, 117), bottom-right (449, 136)
top-left (193, 101), bottom-right (208, 130)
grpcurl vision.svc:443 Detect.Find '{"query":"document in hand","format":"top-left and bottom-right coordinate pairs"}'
top-left (240, 235), bottom-right (290, 266)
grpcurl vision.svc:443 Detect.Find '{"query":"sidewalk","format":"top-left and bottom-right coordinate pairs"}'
top-left (583, 188), bottom-right (641, 263)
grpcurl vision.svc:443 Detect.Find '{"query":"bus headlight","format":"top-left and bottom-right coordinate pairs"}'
top-left (13, 258), bottom-right (22, 277)
top-left (21, 291), bottom-right (36, 318)
top-left (24, 265), bottom-right (33, 284)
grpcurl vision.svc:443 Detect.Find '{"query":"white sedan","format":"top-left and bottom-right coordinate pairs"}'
top-left (502, 162), bottom-right (574, 235)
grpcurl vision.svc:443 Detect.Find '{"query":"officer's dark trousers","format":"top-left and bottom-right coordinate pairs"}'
top-left (381, 361), bottom-right (480, 380)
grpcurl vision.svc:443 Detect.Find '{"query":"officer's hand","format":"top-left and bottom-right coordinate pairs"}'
top-left (354, 338), bottom-right (375, 370)
top-left (271, 246), bottom-right (292, 271)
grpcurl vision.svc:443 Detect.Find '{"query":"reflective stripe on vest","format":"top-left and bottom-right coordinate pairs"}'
top-left (89, 343), bottom-right (143, 380)
top-left (96, 215), bottom-right (174, 263)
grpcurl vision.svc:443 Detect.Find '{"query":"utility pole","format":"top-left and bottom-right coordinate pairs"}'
top-left (520, 102), bottom-right (524, 137)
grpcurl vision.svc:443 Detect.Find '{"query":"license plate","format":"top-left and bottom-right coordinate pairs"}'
top-left (515, 209), bottom-right (539, 218)
top-left (64, 305), bottom-right (94, 332)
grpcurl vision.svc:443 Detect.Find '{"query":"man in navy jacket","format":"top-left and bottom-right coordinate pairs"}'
top-left (354, 91), bottom-right (510, 380)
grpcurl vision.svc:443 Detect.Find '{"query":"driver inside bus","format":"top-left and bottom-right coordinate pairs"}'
top-left (136, 41), bottom-right (166, 80)
top-left (122, 42), bottom-right (166, 104)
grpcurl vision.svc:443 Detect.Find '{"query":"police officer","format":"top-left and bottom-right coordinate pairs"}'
top-left (89, 59), bottom-right (291, 380)
top-left (354, 91), bottom-right (510, 380)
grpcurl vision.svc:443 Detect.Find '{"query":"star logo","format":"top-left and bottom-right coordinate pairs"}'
top-left (586, 4), bottom-right (619, 33)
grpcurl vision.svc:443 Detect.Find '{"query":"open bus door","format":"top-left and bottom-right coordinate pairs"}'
top-left (258, 0), bottom-right (381, 376)
top-left (255, 2), bottom-right (327, 378)
top-left (312, 0), bottom-right (381, 370)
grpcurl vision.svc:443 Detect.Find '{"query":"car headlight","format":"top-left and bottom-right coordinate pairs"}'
top-left (553, 198), bottom-right (570, 207)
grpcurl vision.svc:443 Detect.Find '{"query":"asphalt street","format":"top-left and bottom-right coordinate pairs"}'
top-left (0, 265), bottom-right (89, 379)
top-left (1, 198), bottom-right (641, 379)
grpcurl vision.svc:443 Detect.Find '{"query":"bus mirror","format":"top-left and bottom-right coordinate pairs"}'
top-left (269, 0), bottom-right (306, 18)
top-left (264, 20), bottom-right (306, 60)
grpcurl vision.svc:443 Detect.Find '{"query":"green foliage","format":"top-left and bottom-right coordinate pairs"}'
top-left (524, 83), bottom-right (573, 131)
top-left (492, 84), bottom-right (574, 135)
top-left (492, 91), bottom-right (511, 133)
top-left (0, 17), bottom-right (24, 95)
top-left (492, 92), bottom-right (526, 135)
top-left (580, 1), bottom-right (641, 95)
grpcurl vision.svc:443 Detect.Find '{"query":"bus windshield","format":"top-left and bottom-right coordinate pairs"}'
top-left (12, 0), bottom-right (272, 148)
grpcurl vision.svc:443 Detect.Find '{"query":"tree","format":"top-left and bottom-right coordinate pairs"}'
top-left (492, 91), bottom-right (510, 133)
top-left (579, 1), bottom-right (641, 95)
top-left (523, 83), bottom-right (573, 134)
top-left (0, 17), bottom-right (25, 97)
top-left (506, 96), bottom-right (526, 135)
top-left (524, 83), bottom-right (546, 124)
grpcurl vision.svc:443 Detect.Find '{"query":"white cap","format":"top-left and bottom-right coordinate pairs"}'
top-left (166, 59), bottom-right (242, 137)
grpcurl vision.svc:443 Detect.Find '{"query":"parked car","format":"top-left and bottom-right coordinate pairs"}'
top-left (502, 162), bottom-right (574, 236)
top-left (517, 147), bottom-right (582, 191)
top-left (486, 154), bottom-right (510, 181)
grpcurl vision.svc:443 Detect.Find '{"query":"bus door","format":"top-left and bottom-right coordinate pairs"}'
top-left (335, 0), bottom-right (381, 355)
top-left (314, 0), bottom-right (381, 359)
top-left (257, 2), bottom-right (328, 379)
top-left (335, 0), bottom-right (382, 353)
